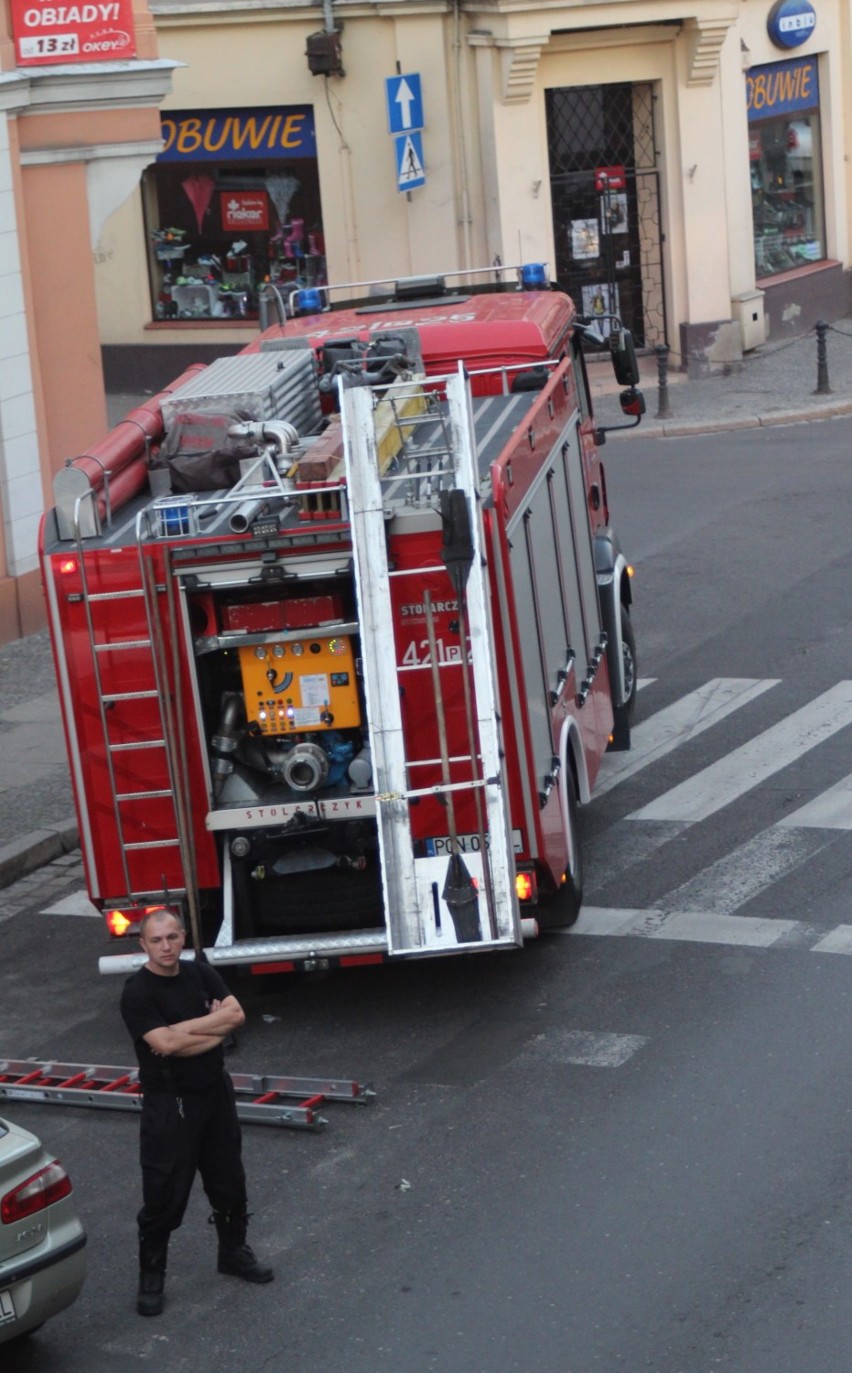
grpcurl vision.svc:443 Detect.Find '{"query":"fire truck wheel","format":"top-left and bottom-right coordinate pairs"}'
top-left (620, 605), bottom-right (637, 715)
top-left (537, 783), bottom-right (584, 930)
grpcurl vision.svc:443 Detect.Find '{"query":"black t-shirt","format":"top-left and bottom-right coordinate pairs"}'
top-left (120, 961), bottom-right (231, 1092)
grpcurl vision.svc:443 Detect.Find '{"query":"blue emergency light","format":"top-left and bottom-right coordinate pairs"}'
top-left (293, 288), bottom-right (324, 315)
top-left (521, 263), bottom-right (548, 289)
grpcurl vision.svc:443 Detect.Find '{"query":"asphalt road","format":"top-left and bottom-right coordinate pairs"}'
top-left (4, 415), bottom-right (852, 1372)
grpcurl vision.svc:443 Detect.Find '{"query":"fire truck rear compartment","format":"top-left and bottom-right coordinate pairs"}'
top-left (227, 824), bottom-right (382, 936)
top-left (189, 581), bottom-right (381, 937)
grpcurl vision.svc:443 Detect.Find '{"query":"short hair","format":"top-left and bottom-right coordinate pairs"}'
top-left (139, 907), bottom-right (185, 940)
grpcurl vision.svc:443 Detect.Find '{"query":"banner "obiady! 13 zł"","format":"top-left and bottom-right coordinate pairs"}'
top-left (11, 0), bottom-right (136, 66)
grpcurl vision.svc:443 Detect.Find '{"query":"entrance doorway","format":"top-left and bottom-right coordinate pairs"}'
top-left (546, 82), bottom-right (666, 348)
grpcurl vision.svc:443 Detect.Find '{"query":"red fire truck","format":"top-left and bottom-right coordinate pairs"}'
top-left (39, 264), bottom-right (643, 976)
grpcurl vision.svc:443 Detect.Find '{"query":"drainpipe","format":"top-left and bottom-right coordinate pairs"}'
top-left (453, 0), bottom-right (474, 272)
top-left (313, 0), bottom-right (360, 280)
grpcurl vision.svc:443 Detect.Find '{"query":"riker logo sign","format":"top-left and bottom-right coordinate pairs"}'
top-left (221, 192), bottom-right (269, 233)
top-left (11, 0), bottom-right (136, 65)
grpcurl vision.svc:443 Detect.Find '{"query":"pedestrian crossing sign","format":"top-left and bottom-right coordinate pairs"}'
top-left (394, 131), bottom-right (425, 192)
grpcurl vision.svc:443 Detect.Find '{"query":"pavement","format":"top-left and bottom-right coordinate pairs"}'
top-left (2, 315), bottom-right (852, 892)
top-left (589, 315), bottom-right (852, 433)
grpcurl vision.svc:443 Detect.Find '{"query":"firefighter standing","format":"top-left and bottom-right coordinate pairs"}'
top-left (120, 909), bottom-right (274, 1316)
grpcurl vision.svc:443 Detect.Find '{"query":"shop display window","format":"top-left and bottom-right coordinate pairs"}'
top-left (747, 57), bottom-right (825, 279)
top-left (143, 107), bottom-right (326, 322)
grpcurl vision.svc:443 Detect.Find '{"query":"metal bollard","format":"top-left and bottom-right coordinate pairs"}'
top-left (655, 344), bottom-right (673, 419)
top-left (814, 320), bottom-right (832, 395)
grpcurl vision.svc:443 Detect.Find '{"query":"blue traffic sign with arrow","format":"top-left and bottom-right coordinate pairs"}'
top-left (385, 73), bottom-right (424, 135)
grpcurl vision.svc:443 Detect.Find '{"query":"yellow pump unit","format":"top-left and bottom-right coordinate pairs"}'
top-left (238, 635), bottom-right (360, 736)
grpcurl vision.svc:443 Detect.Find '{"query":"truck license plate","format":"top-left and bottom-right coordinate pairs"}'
top-left (424, 830), bottom-right (522, 856)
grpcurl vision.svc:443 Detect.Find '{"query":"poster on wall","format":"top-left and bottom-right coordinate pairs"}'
top-left (600, 192), bottom-right (629, 235)
top-left (570, 219), bottom-right (600, 261)
top-left (581, 283), bottom-right (620, 319)
top-left (11, 0), bottom-right (136, 65)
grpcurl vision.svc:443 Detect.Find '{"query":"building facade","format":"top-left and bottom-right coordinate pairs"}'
top-left (2, 0), bottom-right (850, 638)
top-left (95, 0), bottom-right (851, 392)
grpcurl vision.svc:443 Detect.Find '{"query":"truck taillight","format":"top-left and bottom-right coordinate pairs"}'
top-left (515, 869), bottom-right (536, 903)
top-left (58, 557), bottom-right (78, 575)
top-left (106, 903), bottom-right (173, 937)
top-left (1, 1161), bottom-right (72, 1224)
top-left (106, 909), bottom-right (135, 936)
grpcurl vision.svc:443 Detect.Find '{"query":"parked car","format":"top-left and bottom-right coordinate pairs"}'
top-left (0, 1115), bottom-right (86, 1345)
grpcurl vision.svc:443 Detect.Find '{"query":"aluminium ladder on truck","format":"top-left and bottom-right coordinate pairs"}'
top-left (340, 366), bottom-right (521, 958)
top-left (0, 1059), bottom-right (374, 1131)
top-left (66, 485), bottom-right (197, 928)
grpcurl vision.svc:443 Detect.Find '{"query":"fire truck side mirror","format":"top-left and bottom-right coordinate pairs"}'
top-left (611, 328), bottom-right (640, 387)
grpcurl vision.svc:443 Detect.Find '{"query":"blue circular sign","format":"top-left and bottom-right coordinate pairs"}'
top-left (767, 0), bottom-right (817, 48)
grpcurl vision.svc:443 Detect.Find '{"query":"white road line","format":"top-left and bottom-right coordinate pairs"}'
top-left (571, 907), bottom-right (852, 957)
top-left (595, 677), bottom-right (779, 796)
top-left (526, 1029), bottom-right (648, 1068)
top-left (627, 681), bottom-right (852, 823)
top-left (811, 926), bottom-right (852, 955)
top-left (584, 820), bottom-right (688, 888)
top-left (777, 773), bottom-right (852, 829)
top-left (40, 892), bottom-right (100, 917)
top-left (658, 826), bottom-right (831, 916)
top-left (572, 906), bottom-right (798, 947)
top-left (571, 906), bottom-right (647, 936)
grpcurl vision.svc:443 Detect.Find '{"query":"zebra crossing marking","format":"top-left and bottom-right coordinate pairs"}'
top-left (582, 677), bottom-right (852, 955)
top-left (656, 826), bottom-right (832, 916)
top-left (570, 906), bottom-right (798, 947)
top-left (41, 892), bottom-right (100, 917)
top-left (569, 907), bottom-right (851, 955)
top-left (526, 1029), bottom-right (648, 1068)
top-left (596, 677), bottom-right (779, 796)
top-left (811, 926), bottom-right (852, 955)
top-left (627, 681), bottom-right (852, 823)
top-left (777, 773), bottom-right (852, 829)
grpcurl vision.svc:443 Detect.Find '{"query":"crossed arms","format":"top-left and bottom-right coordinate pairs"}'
top-left (142, 996), bottom-right (245, 1058)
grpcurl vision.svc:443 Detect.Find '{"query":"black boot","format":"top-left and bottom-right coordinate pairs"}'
top-left (211, 1207), bottom-right (274, 1284)
top-left (137, 1237), bottom-right (168, 1316)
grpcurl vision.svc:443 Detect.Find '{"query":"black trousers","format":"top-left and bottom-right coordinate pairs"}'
top-left (137, 1074), bottom-right (247, 1246)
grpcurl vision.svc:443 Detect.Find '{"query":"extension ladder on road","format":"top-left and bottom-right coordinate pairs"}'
top-left (0, 1058), bottom-right (374, 1131)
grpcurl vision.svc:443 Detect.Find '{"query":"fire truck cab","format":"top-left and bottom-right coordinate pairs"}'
top-left (39, 264), bottom-right (642, 975)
